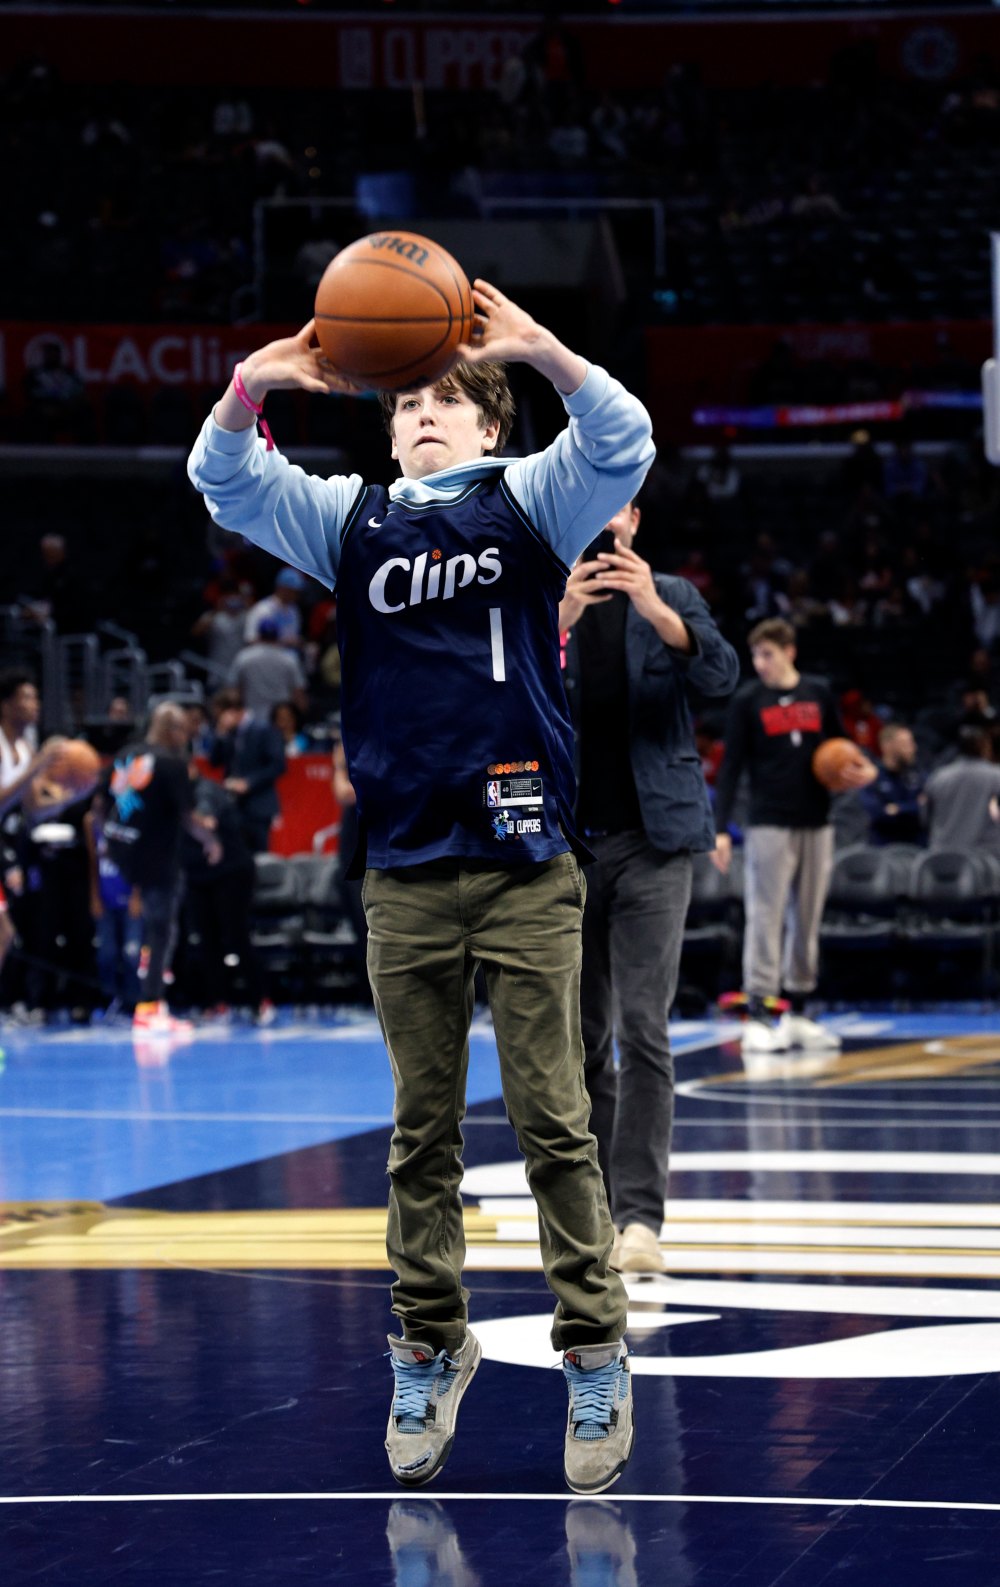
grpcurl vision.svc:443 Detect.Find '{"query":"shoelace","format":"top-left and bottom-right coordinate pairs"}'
top-left (389, 1349), bottom-right (459, 1433)
top-left (564, 1356), bottom-right (626, 1443)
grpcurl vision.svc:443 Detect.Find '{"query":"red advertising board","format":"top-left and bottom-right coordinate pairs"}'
top-left (269, 754), bottom-right (342, 858)
top-left (0, 322), bottom-right (288, 409)
top-left (2, 7), bottom-right (996, 90)
top-left (197, 753), bottom-right (342, 858)
top-left (644, 320), bottom-right (992, 441)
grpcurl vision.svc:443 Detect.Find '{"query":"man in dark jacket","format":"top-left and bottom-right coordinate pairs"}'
top-left (210, 687), bottom-right (286, 855)
top-left (560, 499), bottom-right (739, 1275)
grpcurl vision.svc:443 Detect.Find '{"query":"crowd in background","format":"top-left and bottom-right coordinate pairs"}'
top-left (1, 30), bottom-right (996, 336)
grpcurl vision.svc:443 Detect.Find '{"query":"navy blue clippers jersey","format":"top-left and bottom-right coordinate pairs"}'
top-left (336, 474), bottom-right (578, 869)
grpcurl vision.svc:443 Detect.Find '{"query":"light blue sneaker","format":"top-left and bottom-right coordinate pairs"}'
top-left (562, 1342), bottom-right (634, 1495)
top-left (385, 1332), bottom-right (482, 1487)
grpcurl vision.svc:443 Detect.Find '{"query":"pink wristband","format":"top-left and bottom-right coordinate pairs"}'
top-left (233, 362), bottom-right (274, 451)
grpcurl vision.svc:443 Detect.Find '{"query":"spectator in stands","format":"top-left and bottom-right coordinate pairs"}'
top-left (884, 438), bottom-right (929, 504)
top-left (925, 726), bottom-right (1000, 857)
top-left (182, 769), bottom-right (273, 1025)
top-left (20, 533), bottom-right (77, 632)
top-left (957, 684), bottom-right (999, 743)
top-left (742, 533), bottom-right (791, 624)
top-left (0, 671), bottom-right (66, 818)
top-left (779, 569), bottom-right (829, 633)
top-left (712, 617), bottom-right (876, 1055)
top-left (231, 619), bottom-right (308, 716)
top-left (105, 701), bottom-right (221, 1034)
top-left (0, 762), bottom-right (95, 1021)
top-left (271, 700), bottom-right (311, 757)
top-left (22, 339), bottom-right (90, 443)
top-left (84, 789), bottom-right (141, 1007)
top-left (970, 563), bottom-right (1000, 652)
top-left (210, 687), bottom-right (286, 855)
top-left (859, 722), bottom-right (926, 847)
top-left (179, 701), bottom-right (211, 758)
top-left (840, 688), bottom-right (882, 755)
top-left (245, 568), bottom-right (307, 649)
top-left (695, 442), bottom-right (741, 504)
top-left (839, 430), bottom-right (884, 498)
top-left (191, 578), bottom-right (253, 678)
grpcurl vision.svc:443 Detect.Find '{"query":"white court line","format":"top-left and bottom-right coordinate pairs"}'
top-left (676, 1086), bottom-right (1000, 1114)
top-left (0, 1108), bottom-right (394, 1125)
top-left (0, 1492), bottom-right (998, 1512)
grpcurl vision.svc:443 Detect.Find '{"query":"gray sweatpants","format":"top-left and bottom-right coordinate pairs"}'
top-left (742, 825), bottom-right (834, 998)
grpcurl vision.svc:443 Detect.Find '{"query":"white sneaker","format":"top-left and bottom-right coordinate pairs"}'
top-left (781, 1013), bottom-right (841, 1051)
top-left (741, 1018), bottom-right (789, 1054)
top-left (132, 1000), bottom-right (193, 1038)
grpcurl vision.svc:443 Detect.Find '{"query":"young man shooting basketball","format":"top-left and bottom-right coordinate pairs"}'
top-left (188, 279), bottom-right (654, 1494)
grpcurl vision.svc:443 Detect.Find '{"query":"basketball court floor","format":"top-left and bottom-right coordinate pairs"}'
top-left (3, 1006), bottom-right (1000, 1584)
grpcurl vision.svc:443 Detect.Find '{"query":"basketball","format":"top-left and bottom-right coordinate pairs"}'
top-left (811, 736), bottom-right (868, 792)
top-left (47, 738), bottom-right (102, 794)
top-left (313, 231), bottom-right (475, 391)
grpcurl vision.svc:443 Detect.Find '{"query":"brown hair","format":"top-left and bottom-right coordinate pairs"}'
top-left (211, 687), bottom-right (243, 714)
top-left (377, 360), bottom-right (516, 455)
top-left (748, 617), bottom-right (796, 650)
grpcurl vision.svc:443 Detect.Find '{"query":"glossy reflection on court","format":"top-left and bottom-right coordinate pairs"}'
top-left (3, 1010), bottom-right (1000, 1585)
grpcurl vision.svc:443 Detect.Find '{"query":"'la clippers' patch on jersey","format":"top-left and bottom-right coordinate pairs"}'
top-left (491, 807), bottom-right (543, 841)
top-left (760, 701), bottom-right (822, 737)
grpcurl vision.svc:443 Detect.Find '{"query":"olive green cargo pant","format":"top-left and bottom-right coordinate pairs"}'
top-left (363, 853), bottom-right (627, 1354)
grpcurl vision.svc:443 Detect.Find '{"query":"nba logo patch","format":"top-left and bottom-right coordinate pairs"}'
top-left (486, 780), bottom-right (501, 808)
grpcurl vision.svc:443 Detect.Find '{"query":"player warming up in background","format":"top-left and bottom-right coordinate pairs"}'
top-left (188, 280), bottom-right (654, 1494)
top-left (712, 618), bottom-right (875, 1056)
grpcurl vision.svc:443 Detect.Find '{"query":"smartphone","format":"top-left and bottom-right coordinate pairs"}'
top-left (583, 528), bottom-right (618, 561)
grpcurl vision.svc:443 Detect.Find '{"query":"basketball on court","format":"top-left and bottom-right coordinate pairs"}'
top-left (811, 736), bottom-right (869, 791)
top-left (47, 738), bottom-right (102, 794)
top-left (313, 231), bottom-right (475, 391)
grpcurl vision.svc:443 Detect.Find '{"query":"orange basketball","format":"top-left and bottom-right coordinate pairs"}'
top-left (313, 231), bottom-right (475, 391)
top-left (48, 738), bottom-right (102, 793)
top-left (811, 737), bottom-right (868, 792)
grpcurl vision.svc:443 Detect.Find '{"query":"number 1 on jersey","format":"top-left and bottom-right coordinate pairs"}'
top-left (489, 608), bottom-right (506, 683)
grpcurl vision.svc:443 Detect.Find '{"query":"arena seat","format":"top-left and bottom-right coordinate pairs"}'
top-left (898, 849), bottom-right (997, 997)
top-left (250, 855), bottom-right (307, 990)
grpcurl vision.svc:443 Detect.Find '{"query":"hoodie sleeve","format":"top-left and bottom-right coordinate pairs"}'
top-left (503, 364), bottom-right (655, 570)
top-left (187, 414), bottom-right (364, 589)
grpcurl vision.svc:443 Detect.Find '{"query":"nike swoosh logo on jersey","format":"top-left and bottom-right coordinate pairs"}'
top-left (368, 517), bottom-right (383, 527)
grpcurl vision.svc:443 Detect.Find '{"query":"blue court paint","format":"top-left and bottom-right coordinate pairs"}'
top-left (0, 1016), bottom-right (727, 1204)
top-left (0, 1015), bottom-right (487, 1202)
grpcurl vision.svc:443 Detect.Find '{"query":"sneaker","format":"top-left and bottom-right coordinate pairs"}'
top-left (132, 1000), bottom-right (193, 1038)
top-left (254, 998), bottom-right (277, 1028)
top-left (781, 1013), bottom-right (841, 1051)
top-left (611, 1222), bottom-right (666, 1277)
top-left (565, 1499), bottom-right (639, 1587)
top-left (385, 1331), bottom-right (481, 1488)
top-left (386, 1498), bottom-right (478, 1587)
top-left (741, 1018), bottom-right (789, 1054)
top-left (563, 1342), bottom-right (634, 1495)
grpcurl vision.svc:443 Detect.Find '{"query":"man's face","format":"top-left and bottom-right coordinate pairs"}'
top-left (216, 707), bottom-right (242, 736)
top-left (9, 684), bottom-right (40, 727)
top-left (884, 728), bottom-right (916, 768)
top-left (602, 502), bottom-right (640, 549)
top-left (751, 641), bottom-right (796, 688)
top-left (390, 382), bottom-right (499, 480)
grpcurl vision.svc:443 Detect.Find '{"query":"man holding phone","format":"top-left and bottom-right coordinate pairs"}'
top-left (560, 501), bottom-right (739, 1274)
